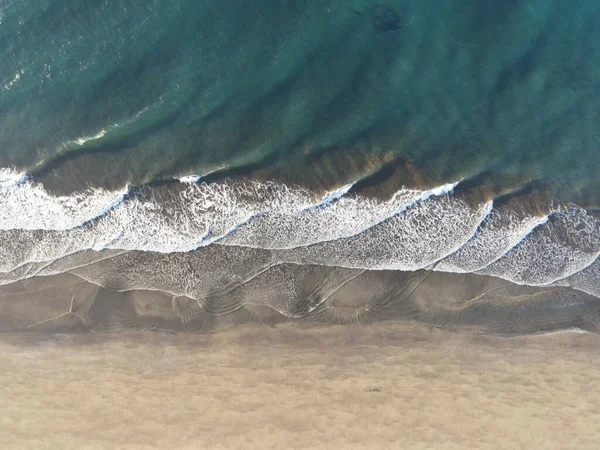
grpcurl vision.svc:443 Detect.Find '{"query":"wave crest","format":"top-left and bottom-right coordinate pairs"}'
top-left (0, 168), bottom-right (598, 300)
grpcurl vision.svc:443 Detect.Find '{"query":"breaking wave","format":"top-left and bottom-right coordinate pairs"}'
top-left (0, 166), bottom-right (598, 335)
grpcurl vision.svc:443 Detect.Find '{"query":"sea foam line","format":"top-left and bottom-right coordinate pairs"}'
top-left (478, 214), bottom-right (550, 271)
top-left (424, 200), bottom-right (494, 270)
top-left (450, 214), bottom-right (552, 274)
top-left (299, 182), bottom-right (355, 212)
top-left (281, 180), bottom-right (461, 250)
top-left (74, 129), bottom-right (108, 146)
top-left (0, 167), bottom-right (597, 300)
top-left (545, 250), bottom-right (600, 286)
top-left (177, 165), bottom-right (228, 184)
top-left (0, 167), bottom-right (130, 231)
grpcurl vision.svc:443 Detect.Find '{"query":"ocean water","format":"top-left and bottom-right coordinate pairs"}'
top-left (0, 0), bottom-right (599, 335)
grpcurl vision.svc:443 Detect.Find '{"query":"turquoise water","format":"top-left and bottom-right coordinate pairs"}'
top-left (1, 0), bottom-right (599, 203)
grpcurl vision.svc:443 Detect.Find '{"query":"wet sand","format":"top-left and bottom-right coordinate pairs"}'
top-left (1, 323), bottom-right (599, 449)
top-left (2, 267), bottom-right (600, 336)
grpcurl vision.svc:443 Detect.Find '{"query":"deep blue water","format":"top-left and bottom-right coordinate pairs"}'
top-left (1, 0), bottom-right (599, 204)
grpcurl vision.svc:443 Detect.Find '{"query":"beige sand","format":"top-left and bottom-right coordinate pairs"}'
top-left (1, 323), bottom-right (599, 449)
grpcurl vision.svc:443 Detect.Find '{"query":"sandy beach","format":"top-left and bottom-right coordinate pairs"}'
top-left (1, 323), bottom-right (599, 449)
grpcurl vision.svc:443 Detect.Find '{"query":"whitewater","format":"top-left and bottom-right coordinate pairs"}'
top-left (0, 167), bottom-right (598, 304)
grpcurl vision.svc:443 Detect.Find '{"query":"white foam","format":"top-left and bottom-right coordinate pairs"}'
top-left (0, 178), bottom-right (314, 275)
top-left (427, 199), bottom-right (495, 269)
top-left (178, 175), bottom-right (202, 184)
top-left (554, 256), bottom-right (600, 298)
top-left (177, 165), bottom-right (227, 184)
top-left (0, 168), bottom-right (597, 301)
top-left (0, 167), bottom-right (28, 187)
top-left (279, 189), bottom-right (492, 271)
top-left (0, 168), bottom-right (128, 231)
top-left (299, 182), bottom-right (354, 211)
top-left (435, 209), bottom-right (550, 273)
top-left (3, 69), bottom-right (23, 90)
top-left (478, 207), bottom-right (600, 286)
top-left (68, 245), bottom-right (276, 300)
top-left (220, 181), bottom-right (459, 250)
top-left (525, 328), bottom-right (592, 337)
top-left (56, 104), bottom-right (157, 153)
top-left (74, 129), bottom-right (107, 146)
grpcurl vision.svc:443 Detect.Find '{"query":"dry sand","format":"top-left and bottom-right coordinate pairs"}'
top-left (1, 323), bottom-right (599, 449)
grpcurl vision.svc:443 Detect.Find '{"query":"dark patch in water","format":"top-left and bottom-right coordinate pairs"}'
top-left (370, 3), bottom-right (402, 32)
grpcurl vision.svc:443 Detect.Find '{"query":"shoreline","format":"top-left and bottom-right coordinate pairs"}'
top-left (1, 267), bottom-right (598, 336)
